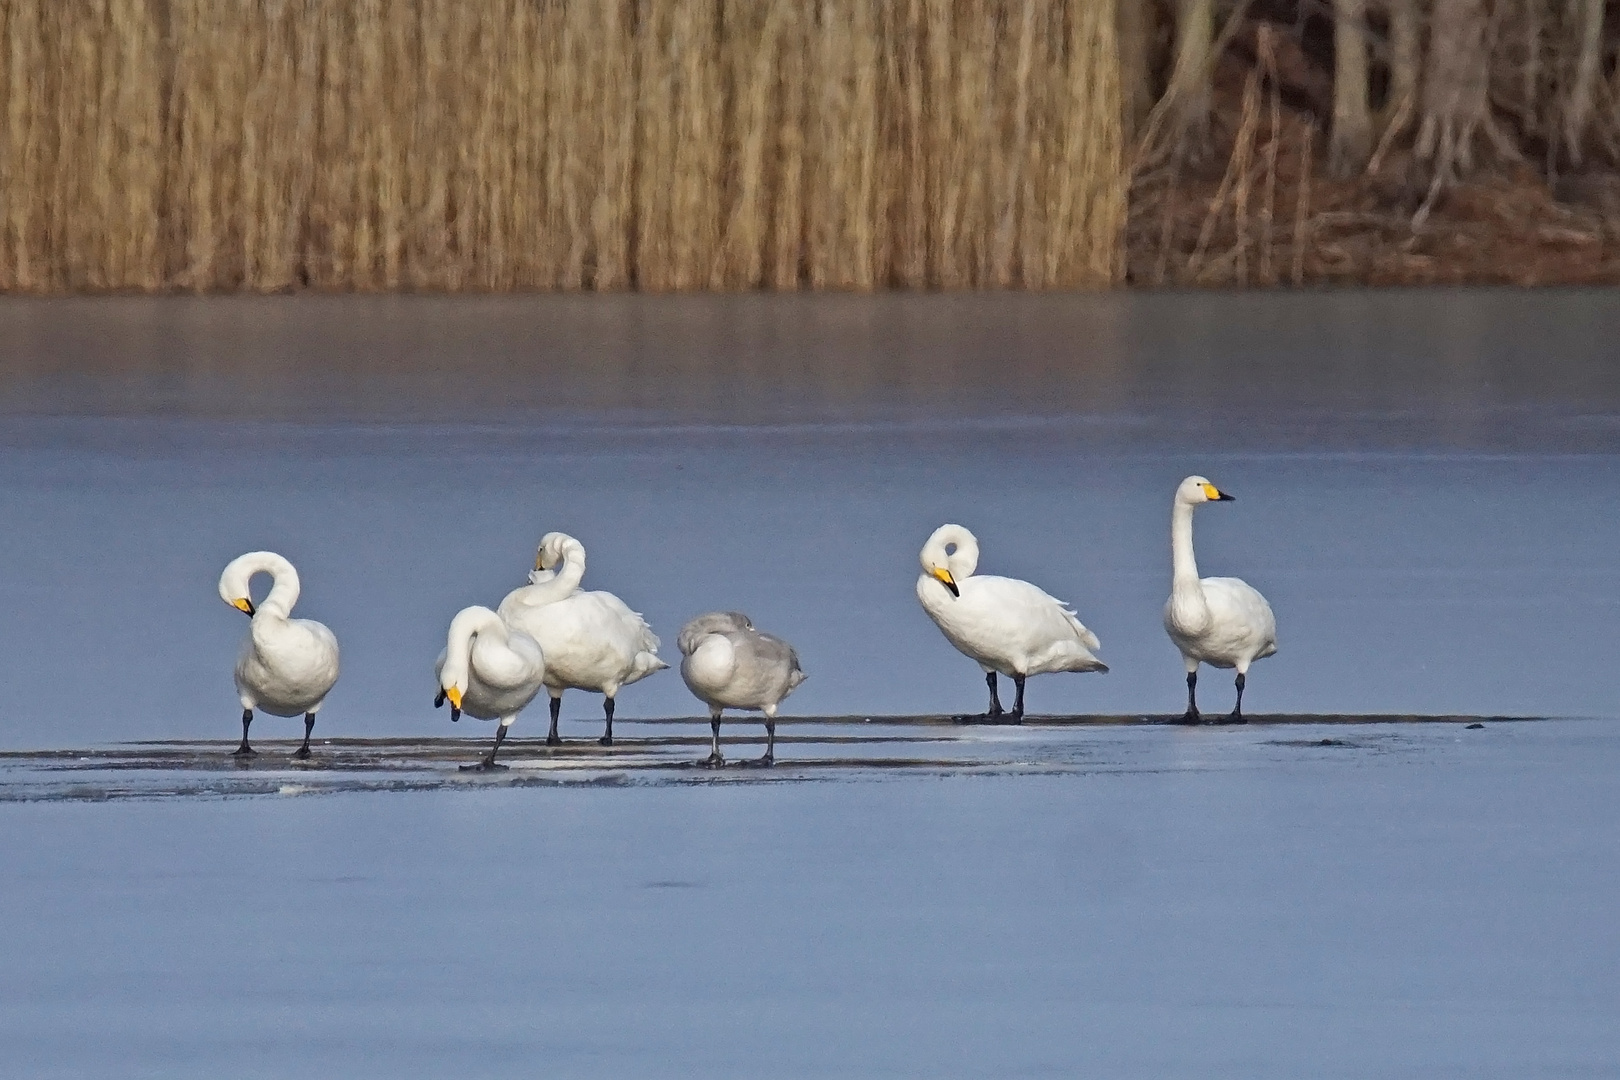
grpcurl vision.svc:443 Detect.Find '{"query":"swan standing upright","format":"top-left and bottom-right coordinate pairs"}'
top-left (1163, 476), bottom-right (1277, 723)
top-left (678, 612), bottom-right (806, 766)
top-left (916, 524), bottom-right (1106, 722)
top-left (217, 552), bottom-right (340, 757)
top-left (497, 532), bottom-right (666, 746)
top-left (434, 605), bottom-right (547, 769)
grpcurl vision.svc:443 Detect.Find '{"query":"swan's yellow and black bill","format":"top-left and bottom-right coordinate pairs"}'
top-left (230, 597), bottom-right (255, 615)
top-left (445, 686), bottom-right (463, 710)
top-left (1200, 482), bottom-right (1235, 502)
top-left (929, 566), bottom-right (960, 597)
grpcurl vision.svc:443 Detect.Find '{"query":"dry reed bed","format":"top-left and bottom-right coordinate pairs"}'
top-left (0, 0), bottom-right (1123, 292)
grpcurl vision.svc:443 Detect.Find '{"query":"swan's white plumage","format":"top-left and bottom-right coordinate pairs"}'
top-left (497, 533), bottom-right (666, 702)
top-left (1163, 475), bottom-right (1277, 675)
top-left (434, 606), bottom-right (546, 725)
top-left (219, 552), bottom-right (340, 718)
top-left (916, 524), bottom-right (1106, 680)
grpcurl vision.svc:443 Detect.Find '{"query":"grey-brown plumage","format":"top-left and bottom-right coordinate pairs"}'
top-left (678, 611), bottom-right (806, 767)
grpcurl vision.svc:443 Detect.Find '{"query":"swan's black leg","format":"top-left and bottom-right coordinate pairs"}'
top-left (546, 695), bottom-right (562, 746)
top-left (233, 709), bottom-right (256, 756)
top-left (1228, 673), bottom-right (1247, 723)
top-left (600, 696), bottom-right (615, 747)
top-left (1009, 674), bottom-right (1027, 723)
top-left (985, 671), bottom-right (1005, 718)
top-left (703, 714), bottom-right (725, 767)
top-left (293, 713), bottom-right (315, 758)
top-left (759, 718), bottom-right (776, 766)
top-left (479, 724), bottom-right (510, 769)
top-left (1178, 671), bottom-right (1201, 724)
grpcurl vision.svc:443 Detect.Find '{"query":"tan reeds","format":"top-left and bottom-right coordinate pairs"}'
top-left (0, 0), bottom-right (1123, 292)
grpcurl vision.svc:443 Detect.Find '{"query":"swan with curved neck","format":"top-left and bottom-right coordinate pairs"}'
top-left (1163, 476), bottom-right (1277, 722)
top-left (217, 551), bottom-right (340, 757)
top-left (916, 524), bottom-right (1106, 722)
top-left (678, 611), bottom-right (806, 766)
top-left (434, 605), bottom-right (546, 769)
top-left (497, 532), bottom-right (666, 747)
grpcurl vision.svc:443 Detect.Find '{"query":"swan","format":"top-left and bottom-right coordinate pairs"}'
top-left (434, 605), bottom-right (547, 769)
top-left (678, 611), bottom-right (806, 766)
top-left (217, 551), bottom-right (340, 758)
top-left (1164, 476), bottom-right (1277, 723)
top-left (497, 532), bottom-right (667, 747)
top-left (916, 524), bottom-right (1106, 722)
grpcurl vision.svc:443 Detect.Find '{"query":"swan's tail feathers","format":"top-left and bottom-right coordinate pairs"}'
top-left (1092, 660), bottom-right (1110, 674)
top-left (1060, 606), bottom-right (1102, 652)
top-left (787, 668), bottom-right (808, 692)
top-left (632, 651), bottom-right (669, 680)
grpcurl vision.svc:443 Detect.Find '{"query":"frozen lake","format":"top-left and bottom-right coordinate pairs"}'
top-left (2, 291), bottom-right (1618, 1075)
top-left (2, 719), bottom-right (1617, 1078)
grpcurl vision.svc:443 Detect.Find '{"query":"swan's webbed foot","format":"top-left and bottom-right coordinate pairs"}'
top-left (700, 751), bottom-right (726, 768)
top-left (545, 733), bottom-right (563, 747)
top-left (292, 745), bottom-right (312, 759)
top-left (598, 735), bottom-right (614, 747)
top-left (460, 755), bottom-right (509, 772)
top-left (1174, 710), bottom-right (1202, 725)
top-left (232, 743), bottom-right (256, 757)
top-left (1222, 712), bottom-right (1247, 725)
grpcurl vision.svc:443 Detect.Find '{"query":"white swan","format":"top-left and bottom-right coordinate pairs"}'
top-left (497, 532), bottom-right (667, 747)
top-left (434, 605), bottom-right (547, 769)
top-left (916, 524), bottom-right (1106, 722)
top-left (1164, 476), bottom-right (1277, 723)
top-left (678, 612), bottom-right (806, 766)
top-left (217, 551), bottom-right (340, 758)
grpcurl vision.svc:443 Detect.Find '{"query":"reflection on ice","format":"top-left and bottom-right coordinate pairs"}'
top-left (0, 714), bottom-right (1525, 803)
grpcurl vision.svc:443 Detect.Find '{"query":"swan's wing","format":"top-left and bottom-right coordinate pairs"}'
top-left (729, 629), bottom-right (806, 700)
top-left (678, 611), bottom-right (753, 656)
top-left (580, 589), bottom-right (661, 654)
top-left (969, 576), bottom-right (1103, 653)
top-left (1200, 577), bottom-right (1278, 655)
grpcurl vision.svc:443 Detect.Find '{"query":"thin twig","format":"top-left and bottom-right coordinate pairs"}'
top-left (1292, 123), bottom-right (1313, 285)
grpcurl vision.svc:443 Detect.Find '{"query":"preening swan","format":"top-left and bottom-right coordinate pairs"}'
top-left (1163, 476), bottom-right (1277, 723)
top-left (678, 612), bottom-right (806, 766)
top-left (217, 552), bottom-right (340, 757)
top-left (434, 606), bottom-right (546, 769)
top-left (916, 524), bottom-right (1106, 722)
top-left (497, 532), bottom-right (666, 747)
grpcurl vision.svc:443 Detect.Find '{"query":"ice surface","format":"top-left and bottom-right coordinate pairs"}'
top-left (3, 294), bottom-right (1618, 1077)
top-left (1, 719), bottom-right (1616, 1078)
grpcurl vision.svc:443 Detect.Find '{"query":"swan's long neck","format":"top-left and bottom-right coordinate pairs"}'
top-left (1170, 501), bottom-right (1202, 592)
top-left (260, 557), bottom-right (301, 617)
top-left (226, 552), bottom-right (300, 619)
top-left (546, 536), bottom-right (587, 595)
top-left (444, 607), bottom-right (507, 685)
top-left (922, 524), bottom-right (980, 581)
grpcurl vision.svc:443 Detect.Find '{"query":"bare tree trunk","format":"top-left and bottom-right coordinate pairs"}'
top-left (1415, 0), bottom-right (1511, 187)
top-left (1523, 0), bottom-right (1546, 127)
top-left (1329, 0), bottom-right (1372, 175)
top-left (1561, 0), bottom-right (1605, 165)
top-left (1383, 0), bottom-right (1420, 133)
top-left (1171, 0), bottom-right (1214, 158)
top-left (1118, 0), bottom-right (1156, 144)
